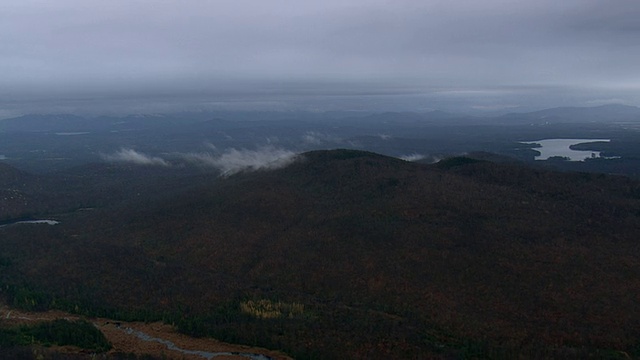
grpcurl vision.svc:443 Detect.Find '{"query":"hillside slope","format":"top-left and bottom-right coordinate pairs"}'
top-left (1, 149), bottom-right (640, 358)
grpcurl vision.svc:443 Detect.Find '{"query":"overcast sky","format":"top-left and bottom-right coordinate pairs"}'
top-left (1, 0), bottom-right (639, 116)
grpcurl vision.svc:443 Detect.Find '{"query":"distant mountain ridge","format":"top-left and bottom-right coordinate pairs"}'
top-left (2, 104), bottom-right (638, 133)
top-left (499, 103), bottom-right (640, 124)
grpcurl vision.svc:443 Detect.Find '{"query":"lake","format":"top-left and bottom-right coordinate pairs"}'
top-left (0, 220), bottom-right (60, 228)
top-left (55, 132), bottom-right (90, 136)
top-left (521, 139), bottom-right (610, 161)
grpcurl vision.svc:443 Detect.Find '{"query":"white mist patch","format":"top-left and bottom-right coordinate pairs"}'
top-left (302, 131), bottom-right (341, 145)
top-left (302, 132), bottom-right (324, 145)
top-left (429, 155), bottom-right (444, 164)
top-left (183, 146), bottom-right (298, 176)
top-left (102, 148), bottom-right (169, 166)
top-left (400, 153), bottom-right (426, 162)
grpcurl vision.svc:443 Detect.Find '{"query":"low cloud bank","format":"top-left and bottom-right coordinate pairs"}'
top-left (183, 146), bottom-right (299, 176)
top-left (302, 131), bottom-right (341, 145)
top-left (102, 148), bottom-right (169, 166)
top-left (399, 153), bottom-right (426, 162)
top-left (399, 153), bottom-right (446, 163)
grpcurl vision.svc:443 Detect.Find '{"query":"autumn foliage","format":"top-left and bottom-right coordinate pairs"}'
top-left (1, 149), bottom-right (640, 358)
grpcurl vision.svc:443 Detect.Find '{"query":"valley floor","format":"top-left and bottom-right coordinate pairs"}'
top-left (0, 302), bottom-right (291, 360)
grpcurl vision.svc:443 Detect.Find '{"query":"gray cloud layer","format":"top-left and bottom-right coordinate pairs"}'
top-left (2, 0), bottom-right (639, 113)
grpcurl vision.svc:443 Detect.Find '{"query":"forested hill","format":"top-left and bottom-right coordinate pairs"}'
top-left (0, 162), bottom-right (30, 186)
top-left (0, 162), bottom-right (41, 222)
top-left (1, 149), bottom-right (640, 358)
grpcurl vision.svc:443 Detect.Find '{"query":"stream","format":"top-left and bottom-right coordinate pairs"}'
top-left (1, 306), bottom-right (276, 359)
top-left (121, 327), bottom-right (274, 360)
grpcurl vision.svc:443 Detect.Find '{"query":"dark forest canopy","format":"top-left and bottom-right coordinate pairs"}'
top-left (1, 149), bottom-right (640, 358)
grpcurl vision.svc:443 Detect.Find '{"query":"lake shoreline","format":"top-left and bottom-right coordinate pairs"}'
top-left (520, 138), bottom-right (611, 161)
